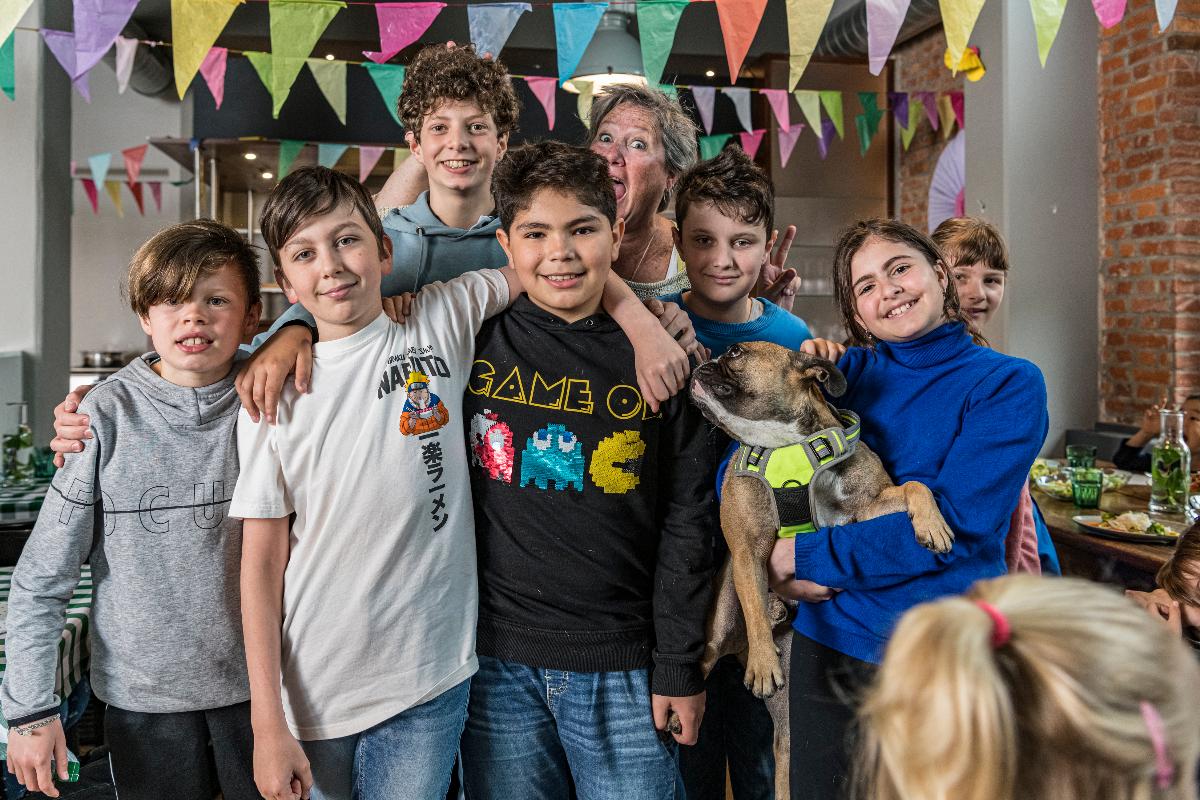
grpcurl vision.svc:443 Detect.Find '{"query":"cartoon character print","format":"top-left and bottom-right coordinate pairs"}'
top-left (399, 371), bottom-right (450, 435)
top-left (589, 430), bottom-right (646, 494)
top-left (470, 410), bottom-right (515, 483)
top-left (519, 424), bottom-right (585, 491)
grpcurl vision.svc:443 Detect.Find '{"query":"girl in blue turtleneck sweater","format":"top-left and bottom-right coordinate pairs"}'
top-left (771, 219), bottom-right (1048, 800)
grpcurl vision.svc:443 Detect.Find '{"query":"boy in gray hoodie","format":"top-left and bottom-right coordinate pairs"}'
top-left (1, 221), bottom-right (263, 800)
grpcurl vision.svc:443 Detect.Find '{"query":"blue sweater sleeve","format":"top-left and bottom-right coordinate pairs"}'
top-left (793, 358), bottom-right (1048, 590)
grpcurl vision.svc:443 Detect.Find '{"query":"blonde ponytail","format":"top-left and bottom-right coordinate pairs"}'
top-left (857, 576), bottom-right (1200, 800)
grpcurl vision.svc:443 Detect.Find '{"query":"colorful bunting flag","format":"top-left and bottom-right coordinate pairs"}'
top-left (1029, 0), bottom-right (1068, 66)
top-left (88, 153), bottom-right (112, 187)
top-left (916, 90), bottom-right (939, 129)
top-left (819, 90), bottom-right (843, 138)
top-left (937, 92), bottom-right (956, 139)
top-left (122, 144), bottom-right (148, 183)
top-left (778, 122), bottom-right (805, 167)
top-left (393, 147), bottom-right (410, 171)
top-left (637, 0), bottom-right (688, 86)
top-left (0, 0), bottom-right (34, 47)
top-left (785, 0), bottom-right (835, 89)
top-left (358, 145), bottom-right (385, 183)
top-left (576, 79), bottom-right (594, 126)
top-left (691, 86), bottom-right (716, 135)
top-left (81, 178), bottom-right (99, 214)
top-left (714, 0), bottom-right (768, 82)
top-left (855, 113), bottom-right (881, 156)
top-left (939, 0), bottom-right (986, 70)
top-left (818, 117), bottom-right (836, 159)
top-left (317, 142), bottom-right (349, 168)
top-left (760, 88), bottom-right (791, 131)
top-left (72, 0), bottom-right (139, 79)
top-left (270, 0), bottom-right (344, 118)
top-left (949, 90), bottom-right (964, 128)
top-left (721, 87), bottom-right (753, 133)
top-left (199, 46), bottom-right (227, 108)
top-left (468, 2), bottom-right (530, 60)
top-left (148, 180), bottom-right (162, 211)
top-left (245, 50), bottom-right (272, 94)
top-left (172, 0), bottom-right (241, 100)
top-left (887, 91), bottom-right (908, 128)
top-left (552, 2), bottom-right (608, 86)
top-left (1155, 0), bottom-right (1177, 29)
top-left (900, 97), bottom-right (922, 150)
top-left (698, 133), bottom-right (732, 160)
top-left (127, 180), bottom-right (144, 214)
top-left (859, 91), bottom-right (879, 115)
top-left (1091, 0), bottom-right (1126, 28)
top-left (658, 82), bottom-right (679, 98)
top-left (794, 90), bottom-right (822, 142)
top-left (40, 29), bottom-right (91, 101)
top-left (0, 32), bottom-right (12, 101)
top-left (278, 139), bottom-right (305, 176)
top-left (525, 75), bottom-right (557, 129)
top-left (866, 0), bottom-right (909, 75)
top-left (738, 129), bottom-right (765, 159)
top-left (104, 180), bottom-right (123, 217)
top-left (114, 35), bottom-right (137, 93)
top-left (363, 63), bottom-right (406, 126)
top-left (307, 57), bottom-right (346, 124)
top-left (364, 2), bottom-right (445, 63)
top-left (170, 176), bottom-right (195, 186)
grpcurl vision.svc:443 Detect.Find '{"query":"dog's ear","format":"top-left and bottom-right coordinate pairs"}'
top-left (790, 352), bottom-right (848, 398)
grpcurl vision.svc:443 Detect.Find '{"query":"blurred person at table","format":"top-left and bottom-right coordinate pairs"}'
top-left (1113, 395), bottom-right (1200, 473)
top-left (857, 574), bottom-right (1200, 800)
top-left (1127, 521), bottom-right (1200, 654)
top-left (2, 221), bottom-right (263, 800)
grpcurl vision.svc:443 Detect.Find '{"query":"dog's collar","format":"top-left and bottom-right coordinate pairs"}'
top-left (737, 408), bottom-right (860, 472)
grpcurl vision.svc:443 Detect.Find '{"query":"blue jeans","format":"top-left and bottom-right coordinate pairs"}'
top-left (461, 656), bottom-right (680, 800)
top-left (300, 678), bottom-right (470, 800)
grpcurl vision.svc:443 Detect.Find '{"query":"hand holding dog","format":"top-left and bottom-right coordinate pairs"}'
top-left (800, 337), bottom-right (847, 363)
top-left (652, 692), bottom-right (705, 745)
top-left (767, 539), bottom-right (839, 602)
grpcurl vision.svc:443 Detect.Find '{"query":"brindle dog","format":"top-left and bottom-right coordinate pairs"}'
top-left (686, 342), bottom-right (954, 799)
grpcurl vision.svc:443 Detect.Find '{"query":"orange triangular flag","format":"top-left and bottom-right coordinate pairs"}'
top-left (122, 144), bottom-right (148, 183)
top-left (714, 0), bottom-right (768, 83)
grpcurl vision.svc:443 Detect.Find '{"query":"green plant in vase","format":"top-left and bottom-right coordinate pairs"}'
top-left (1150, 409), bottom-right (1191, 514)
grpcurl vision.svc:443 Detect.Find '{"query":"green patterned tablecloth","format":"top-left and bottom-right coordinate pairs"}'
top-left (0, 479), bottom-right (52, 526)
top-left (0, 565), bottom-right (93, 702)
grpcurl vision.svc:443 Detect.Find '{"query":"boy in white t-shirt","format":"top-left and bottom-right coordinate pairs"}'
top-left (228, 166), bottom-right (520, 800)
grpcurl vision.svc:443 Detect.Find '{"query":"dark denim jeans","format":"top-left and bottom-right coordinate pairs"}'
top-left (461, 656), bottom-right (680, 800)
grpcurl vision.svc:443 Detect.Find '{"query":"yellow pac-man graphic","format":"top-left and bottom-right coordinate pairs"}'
top-left (589, 430), bottom-right (646, 494)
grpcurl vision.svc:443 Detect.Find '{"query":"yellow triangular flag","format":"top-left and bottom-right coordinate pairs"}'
top-left (270, 0), bottom-right (344, 118)
top-left (900, 99), bottom-right (922, 151)
top-left (576, 80), bottom-right (594, 127)
top-left (785, 0), bottom-right (835, 90)
top-left (173, 0), bottom-right (242, 99)
top-left (1030, 0), bottom-right (1069, 67)
top-left (794, 89), bottom-right (823, 135)
top-left (937, 93), bottom-right (956, 140)
top-left (1, 0), bottom-right (35, 45)
top-left (938, 0), bottom-right (986, 71)
top-left (104, 180), bottom-right (124, 217)
top-left (393, 147), bottom-right (410, 172)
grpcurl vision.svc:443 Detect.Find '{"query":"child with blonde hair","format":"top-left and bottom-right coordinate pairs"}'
top-left (859, 574), bottom-right (1200, 800)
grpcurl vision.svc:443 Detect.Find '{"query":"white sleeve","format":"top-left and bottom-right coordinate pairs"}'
top-left (228, 409), bottom-right (293, 520)
top-left (413, 269), bottom-right (510, 365)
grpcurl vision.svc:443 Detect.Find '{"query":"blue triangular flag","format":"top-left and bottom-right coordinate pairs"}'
top-left (552, 2), bottom-right (608, 86)
top-left (318, 143), bottom-right (350, 168)
top-left (468, 2), bottom-right (530, 59)
top-left (88, 152), bottom-right (112, 187)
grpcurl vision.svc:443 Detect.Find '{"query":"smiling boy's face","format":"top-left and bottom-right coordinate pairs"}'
top-left (275, 204), bottom-right (393, 341)
top-left (496, 187), bottom-right (622, 324)
top-left (410, 99), bottom-right (508, 198)
top-left (677, 201), bottom-right (776, 313)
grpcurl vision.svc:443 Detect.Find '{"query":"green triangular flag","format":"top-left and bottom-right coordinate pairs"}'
top-left (657, 83), bottom-right (678, 99)
top-left (637, 0), bottom-right (688, 86)
top-left (270, 0), bottom-right (344, 118)
top-left (819, 90), bottom-right (843, 139)
top-left (0, 32), bottom-right (13, 101)
top-left (278, 139), bottom-right (305, 177)
top-left (858, 92), bottom-right (879, 115)
top-left (169, 176), bottom-right (195, 187)
top-left (245, 51), bottom-right (273, 95)
top-left (307, 58), bottom-right (347, 124)
top-left (794, 90), bottom-right (822, 136)
top-left (1030, 0), bottom-right (1069, 67)
top-left (698, 133), bottom-right (733, 160)
top-left (855, 110), bottom-right (884, 157)
top-left (363, 62), bottom-right (406, 127)
top-left (900, 99), bottom-right (922, 151)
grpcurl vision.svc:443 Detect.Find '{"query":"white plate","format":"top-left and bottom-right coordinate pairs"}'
top-left (1072, 514), bottom-right (1183, 545)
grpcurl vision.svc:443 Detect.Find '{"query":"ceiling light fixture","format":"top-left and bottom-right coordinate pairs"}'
top-left (244, 153), bottom-right (257, 161)
top-left (705, 69), bottom-right (715, 78)
top-left (324, 53), bottom-right (335, 61)
top-left (563, 1), bottom-right (646, 95)
top-left (262, 171), bottom-right (274, 180)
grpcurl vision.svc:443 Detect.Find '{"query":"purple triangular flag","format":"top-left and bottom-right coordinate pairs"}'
top-left (760, 88), bottom-right (790, 131)
top-left (887, 91), bottom-right (908, 128)
top-left (692, 86), bottom-right (716, 135)
top-left (949, 91), bottom-right (964, 129)
top-left (866, 0), bottom-right (910, 76)
top-left (778, 122), bottom-right (805, 167)
top-left (915, 91), bottom-right (938, 129)
top-left (72, 0), bottom-right (140, 78)
top-left (818, 117), bottom-right (836, 159)
top-left (525, 76), bottom-right (557, 129)
top-left (738, 129), bottom-right (765, 159)
top-left (148, 181), bottom-right (162, 212)
top-left (40, 29), bottom-right (91, 101)
top-left (359, 146), bottom-right (386, 183)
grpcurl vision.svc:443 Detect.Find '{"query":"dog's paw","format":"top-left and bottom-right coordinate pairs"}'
top-left (743, 647), bottom-right (785, 698)
top-left (665, 710), bottom-right (683, 736)
top-left (913, 513), bottom-right (955, 553)
top-left (767, 594), bottom-right (788, 626)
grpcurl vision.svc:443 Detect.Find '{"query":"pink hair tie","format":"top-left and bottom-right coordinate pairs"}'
top-left (974, 600), bottom-right (1011, 648)
top-left (1140, 701), bottom-right (1175, 790)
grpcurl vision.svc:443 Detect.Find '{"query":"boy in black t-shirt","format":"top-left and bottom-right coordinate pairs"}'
top-left (461, 141), bottom-right (716, 798)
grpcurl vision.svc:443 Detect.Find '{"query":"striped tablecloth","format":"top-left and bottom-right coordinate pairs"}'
top-left (0, 566), bottom-right (93, 701)
top-left (0, 479), bottom-right (52, 526)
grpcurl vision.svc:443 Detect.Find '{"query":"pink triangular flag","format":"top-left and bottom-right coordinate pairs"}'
top-left (199, 46), bottom-right (227, 109)
top-left (759, 88), bottom-right (790, 131)
top-left (127, 180), bottom-right (144, 215)
top-left (738, 129), bottom-right (765, 159)
top-left (525, 76), bottom-right (557, 129)
top-left (114, 35), bottom-right (137, 94)
top-left (949, 91), bottom-right (965, 129)
top-left (364, 3), bottom-right (446, 63)
top-left (148, 181), bottom-right (162, 212)
top-left (1091, 0), bottom-right (1126, 27)
top-left (359, 145), bottom-right (386, 183)
top-left (81, 178), bottom-right (99, 214)
top-left (917, 90), bottom-right (938, 130)
top-left (122, 144), bottom-right (148, 184)
top-left (692, 86), bottom-right (716, 135)
top-left (778, 122), bottom-right (805, 168)
top-left (39, 29), bottom-right (91, 101)
top-left (866, 0), bottom-right (909, 76)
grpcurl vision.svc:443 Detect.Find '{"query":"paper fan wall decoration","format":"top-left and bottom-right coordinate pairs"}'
top-left (928, 131), bottom-right (966, 233)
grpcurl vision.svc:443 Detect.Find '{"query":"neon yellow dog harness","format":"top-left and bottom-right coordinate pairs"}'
top-left (728, 409), bottom-right (861, 539)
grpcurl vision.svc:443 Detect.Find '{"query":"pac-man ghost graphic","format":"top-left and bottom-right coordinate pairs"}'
top-left (589, 430), bottom-right (646, 494)
top-left (470, 410), bottom-right (514, 483)
top-left (519, 424), bottom-right (585, 491)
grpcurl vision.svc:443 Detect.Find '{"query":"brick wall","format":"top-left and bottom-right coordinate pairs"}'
top-left (892, 26), bottom-right (965, 228)
top-left (1098, 1), bottom-right (1200, 423)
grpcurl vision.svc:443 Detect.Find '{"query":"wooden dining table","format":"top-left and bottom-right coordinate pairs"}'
top-left (1038, 483), bottom-right (1187, 590)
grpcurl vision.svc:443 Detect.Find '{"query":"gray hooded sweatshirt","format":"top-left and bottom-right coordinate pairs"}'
top-left (1, 356), bottom-right (248, 723)
top-left (250, 191), bottom-right (506, 349)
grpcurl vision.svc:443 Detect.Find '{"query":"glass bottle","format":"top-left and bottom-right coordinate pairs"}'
top-left (1150, 409), bottom-right (1190, 514)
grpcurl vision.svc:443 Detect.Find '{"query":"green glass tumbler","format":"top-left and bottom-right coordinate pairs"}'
top-left (1071, 467), bottom-right (1103, 509)
top-left (1066, 444), bottom-right (1097, 469)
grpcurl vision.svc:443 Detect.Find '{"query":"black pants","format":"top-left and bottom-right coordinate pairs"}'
top-left (104, 700), bottom-right (258, 800)
top-left (788, 633), bottom-right (876, 800)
